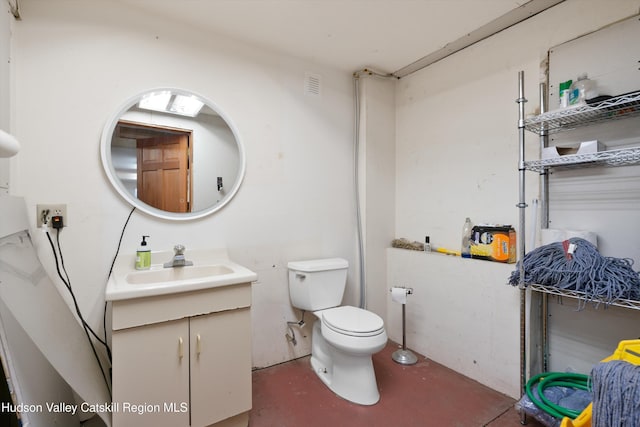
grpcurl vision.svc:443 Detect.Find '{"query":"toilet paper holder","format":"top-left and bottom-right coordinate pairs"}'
top-left (389, 286), bottom-right (417, 365)
top-left (389, 286), bottom-right (413, 295)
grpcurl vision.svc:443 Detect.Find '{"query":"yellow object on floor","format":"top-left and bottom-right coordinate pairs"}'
top-left (560, 339), bottom-right (640, 427)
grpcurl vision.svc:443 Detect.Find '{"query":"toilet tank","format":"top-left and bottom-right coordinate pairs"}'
top-left (288, 258), bottom-right (349, 311)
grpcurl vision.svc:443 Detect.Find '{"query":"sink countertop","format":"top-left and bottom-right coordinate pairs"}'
top-left (106, 248), bottom-right (257, 301)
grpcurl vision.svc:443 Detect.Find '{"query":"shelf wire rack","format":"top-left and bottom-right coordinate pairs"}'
top-left (524, 91), bottom-right (640, 134)
top-left (529, 283), bottom-right (640, 311)
top-left (524, 146), bottom-right (640, 172)
top-left (523, 91), bottom-right (640, 172)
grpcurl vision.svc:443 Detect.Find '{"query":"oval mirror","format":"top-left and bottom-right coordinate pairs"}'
top-left (100, 88), bottom-right (246, 220)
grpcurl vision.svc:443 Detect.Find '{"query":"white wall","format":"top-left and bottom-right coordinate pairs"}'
top-left (359, 75), bottom-right (396, 319)
top-left (0, 1), bottom-right (11, 193)
top-left (1, 5), bottom-right (82, 427)
top-left (11, 0), bottom-right (358, 373)
top-left (387, 249), bottom-right (519, 394)
top-left (389, 0), bottom-right (640, 398)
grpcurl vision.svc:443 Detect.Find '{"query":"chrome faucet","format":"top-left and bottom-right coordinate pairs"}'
top-left (163, 244), bottom-right (194, 268)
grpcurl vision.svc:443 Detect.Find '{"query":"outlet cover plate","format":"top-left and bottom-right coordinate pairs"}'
top-left (36, 204), bottom-right (67, 228)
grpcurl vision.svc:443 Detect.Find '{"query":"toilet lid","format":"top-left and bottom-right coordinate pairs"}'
top-left (322, 306), bottom-right (384, 337)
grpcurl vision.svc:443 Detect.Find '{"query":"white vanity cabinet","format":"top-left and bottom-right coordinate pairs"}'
top-left (190, 308), bottom-right (251, 427)
top-left (111, 282), bottom-right (252, 427)
top-left (112, 318), bottom-right (190, 426)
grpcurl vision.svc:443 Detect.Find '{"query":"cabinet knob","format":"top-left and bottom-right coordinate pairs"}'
top-left (196, 334), bottom-right (202, 357)
top-left (178, 337), bottom-right (184, 360)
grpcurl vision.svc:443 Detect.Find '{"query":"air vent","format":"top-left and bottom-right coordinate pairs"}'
top-left (304, 72), bottom-right (322, 97)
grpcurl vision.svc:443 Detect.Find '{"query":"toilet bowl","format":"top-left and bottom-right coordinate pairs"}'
top-left (320, 306), bottom-right (386, 355)
top-left (310, 306), bottom-right (387, 405)
top-left (287, 258), bottom-right (387, 405)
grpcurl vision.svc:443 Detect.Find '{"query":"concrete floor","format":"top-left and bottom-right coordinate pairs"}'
top-left (250, 341), bottom-right (546, 427)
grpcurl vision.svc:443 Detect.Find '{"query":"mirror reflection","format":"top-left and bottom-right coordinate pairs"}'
top-left (101, 89), bottom-right (245, 220)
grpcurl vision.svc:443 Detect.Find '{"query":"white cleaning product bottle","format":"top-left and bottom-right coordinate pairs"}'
top-left (569, 74), bottom-right (598, 105)
top-left (558, 79), bottom-right (572, 108)
top-left (461, 218), bottom-right (472, 258)
top-left (135, 235), bottom-right (151, 270)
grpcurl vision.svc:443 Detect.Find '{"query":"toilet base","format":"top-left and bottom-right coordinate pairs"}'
top-left (310, 320), bottom-right (383, 405)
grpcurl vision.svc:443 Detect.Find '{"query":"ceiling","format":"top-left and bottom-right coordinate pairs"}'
top-left (109, 0), bottom-right (564, 76)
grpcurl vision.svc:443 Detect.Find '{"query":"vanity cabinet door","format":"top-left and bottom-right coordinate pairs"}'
top-left (190, 307), bottom-right (252, 427)
top-left (112, 318), bottom-right (190, 427)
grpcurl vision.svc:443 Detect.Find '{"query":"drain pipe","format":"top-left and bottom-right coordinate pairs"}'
top-left (285, 311), bottom-right (306, 346)
top-left (352, 72), bottom-right (366, 309)
top-left (352, 68), bottom-right (397, 309)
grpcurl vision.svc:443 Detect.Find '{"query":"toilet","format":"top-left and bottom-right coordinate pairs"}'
top-left (288, 258), bottom-right (387, 405)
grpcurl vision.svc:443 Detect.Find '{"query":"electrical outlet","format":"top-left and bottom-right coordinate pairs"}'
top-left (36, 204), bottom-right (67, 228)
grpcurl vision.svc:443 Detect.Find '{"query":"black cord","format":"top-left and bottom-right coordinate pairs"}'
top-left (53, 229), bottom-right (110, 352)
top-left (103, 206), bottom-right (136, 361)
top-left (41, 206), bottom-right (136, 399)
top-left (107, 207), bottom-right (136, 279)
top-left (45, 230), bottom-right (112, 398)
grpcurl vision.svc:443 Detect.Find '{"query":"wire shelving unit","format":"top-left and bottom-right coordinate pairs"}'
top-left (515, 73), bottom-right (640, 424)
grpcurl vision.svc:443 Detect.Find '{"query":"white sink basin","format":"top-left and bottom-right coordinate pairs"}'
top-left (106, 248), bottom-right (257, 301)
top-left (125, 264), bottom-right (234, 285)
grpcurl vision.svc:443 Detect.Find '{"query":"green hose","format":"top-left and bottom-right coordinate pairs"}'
top-left (525, 372), bottom-right (591, 420)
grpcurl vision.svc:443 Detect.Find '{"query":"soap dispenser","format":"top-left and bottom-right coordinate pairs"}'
top-left (135, 235), bottom-right (151, 270)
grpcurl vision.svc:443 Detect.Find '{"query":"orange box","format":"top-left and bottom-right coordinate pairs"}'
top-left (469, 225), bottom-right (516, 263)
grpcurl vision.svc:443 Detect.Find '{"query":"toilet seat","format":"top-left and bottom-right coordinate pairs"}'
top-left (321, 306), bottom-right (384, 337)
